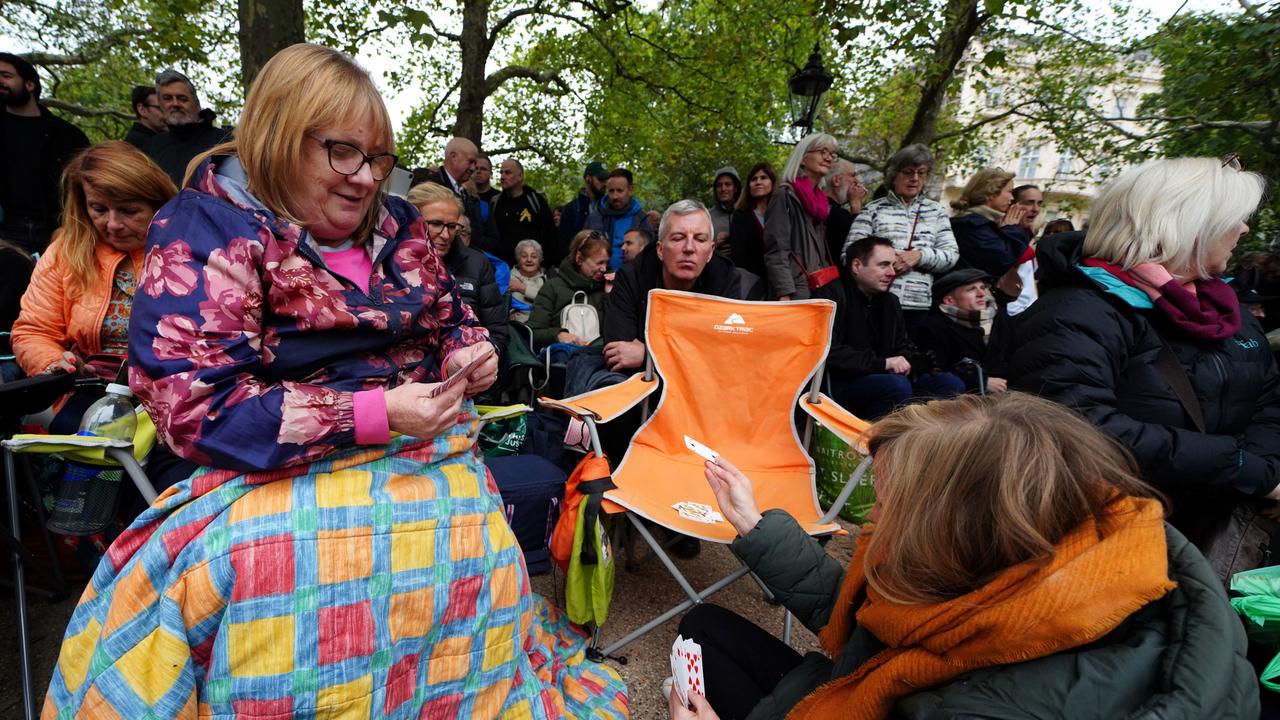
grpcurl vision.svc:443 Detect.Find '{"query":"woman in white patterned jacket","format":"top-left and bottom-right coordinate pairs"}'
top-left (843, 144), bottom-right (958, 332)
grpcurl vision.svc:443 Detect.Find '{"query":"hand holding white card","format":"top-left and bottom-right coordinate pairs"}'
top-left (684, 435), bottom-right (719, 463)
top-left (670, 635), bottom-right (704, 708)
top-left (429, 346), bottom-right (495, 398)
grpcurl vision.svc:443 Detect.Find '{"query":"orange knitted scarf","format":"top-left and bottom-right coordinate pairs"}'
top-left (787, 496), bottom-right (1175, 720)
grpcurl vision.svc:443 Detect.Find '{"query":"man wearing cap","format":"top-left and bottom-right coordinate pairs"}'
top-left (916, 268), bottom-right (1013, 394)
top-left (709, 166), bottom-right (740, 254)
top-left (557, 161), bottom-right (610, 266)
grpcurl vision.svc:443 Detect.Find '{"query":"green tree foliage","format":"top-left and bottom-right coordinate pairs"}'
top-left (2, 0), bottom-right (241, 141)
top-left (1140, 2), bottom-right (1280, 250)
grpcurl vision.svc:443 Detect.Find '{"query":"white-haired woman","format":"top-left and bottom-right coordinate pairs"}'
top-left (763, 133), bottom-right (844, 301)
top-left (1012, 157), bottom-right (1280, 572)
top-left (843, 143), bottom-right (957, 327)
top-left (509, 238), bottom-right (546, 322)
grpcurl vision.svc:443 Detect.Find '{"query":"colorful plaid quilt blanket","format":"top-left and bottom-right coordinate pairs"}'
top-left (42, 415), bottom-right (629, 718)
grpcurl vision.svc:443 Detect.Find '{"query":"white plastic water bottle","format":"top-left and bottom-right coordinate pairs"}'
top-left (77, 383), bottom-right (137, 441)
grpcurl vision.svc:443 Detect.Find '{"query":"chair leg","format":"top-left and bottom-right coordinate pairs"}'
top-left (819, 455), bottom-right (872, 525)
top-left (7, 448), bottom-right (37, 720)
top-left (19, 454), bottom-right (66, 596)
top-left (595, 513), bottom-right (754, 657)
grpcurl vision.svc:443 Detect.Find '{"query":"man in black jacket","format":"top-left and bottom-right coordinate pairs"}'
top-left (492, 157), bottom-right (556, 264)
top-left (829, 236), bottom-right (963, 419)
top-left (145, 69), bottom-right (231, 186)
top-left (601, 199), bottom-right (742, 372)
top-left (123, 84), bottom-right (168, 150)
top-left (0, 52), bottom-right (89, 253)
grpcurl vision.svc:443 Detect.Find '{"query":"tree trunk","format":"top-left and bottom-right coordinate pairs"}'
top-left (899, 0), bottom-right (983, 149)
top-left (454, 0), bottom-right (491, 147)
top-left (238, 0), bottom-right (306, 93)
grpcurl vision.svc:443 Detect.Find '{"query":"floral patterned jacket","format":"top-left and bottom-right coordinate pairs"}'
top-left (129, 157), bottom-right (489, 472)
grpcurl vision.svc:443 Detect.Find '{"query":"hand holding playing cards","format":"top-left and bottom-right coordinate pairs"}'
top-left (385, 378), bottom-right (466, 440)
top-left (703, 458), bottom-right (763, 537)
top-left (668, 687), bottom-right (718, 720)
top-left (444, 342), bottom-right (498, 396)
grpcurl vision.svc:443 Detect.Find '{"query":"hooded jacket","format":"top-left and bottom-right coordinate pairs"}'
top-left (1011, 232), bottom-right (1280, 539)
top-left (584, 196), bottom-right (654, 269)
top-left (144, 108), bottom-right (230, 186)
top-left (128, 156), bottom-right (488, 472)
top-left (731, 509), bottom-right (1258, 720)
top-left (602, 241), bottom-right (742, 345)
top-left (527, 253), bottom-right (608, 348)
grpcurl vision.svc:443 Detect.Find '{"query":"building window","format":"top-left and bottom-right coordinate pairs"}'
top-left (985, 84), bottom-right (1004, 108)
top-left (1055, 149), bottom-right (1074, 180)
top-left (1114, 95), bottom-right (1129, 118)
top-left (1017, 145), bottom-right (1041, 179)
top-left (973, 146), bottom-right (992, 169)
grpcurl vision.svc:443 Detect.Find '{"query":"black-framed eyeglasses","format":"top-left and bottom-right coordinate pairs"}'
top-left (424, 219), bottom-right (464, 237)
top-left (307, 134), bottom-right (398, 181)
top-left (1222, 153), bottom-right (1242, 171)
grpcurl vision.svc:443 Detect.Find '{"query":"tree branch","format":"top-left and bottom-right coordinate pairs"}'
top-left (484, 65), bottom-right (570, 97)
top-left (22, 28), bottom-right (139, 67)
top-left (932, 100), bottom-right (1039, 142)
top-left (41, 98), bottom-right (132, 121)
top-left (488, 3), bottom-right (547, 49)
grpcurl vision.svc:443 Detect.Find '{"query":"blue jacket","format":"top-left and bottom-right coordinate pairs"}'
top-left (584, 197), bottom-right (655, 269)
top-left (950, 212), bottom-right (1031, 278)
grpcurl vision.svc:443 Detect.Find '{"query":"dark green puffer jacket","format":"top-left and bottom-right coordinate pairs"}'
top-left (732, 510), bottom-right (1260, 720)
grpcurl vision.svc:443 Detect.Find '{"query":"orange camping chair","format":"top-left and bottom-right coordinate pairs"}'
top-left (540, 289), bottom-right (872, 656)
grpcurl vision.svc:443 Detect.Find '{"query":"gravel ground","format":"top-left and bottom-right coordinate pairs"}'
top-left (2, 519), bottom-right (858, 719)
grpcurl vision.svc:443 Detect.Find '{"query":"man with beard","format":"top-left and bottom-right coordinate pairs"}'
top-left (145, 69), bottom-right (231, 186)
top-left (584, 167), bottom-right (656, 269)
top-left (0, 52), bottom-right (89, 253)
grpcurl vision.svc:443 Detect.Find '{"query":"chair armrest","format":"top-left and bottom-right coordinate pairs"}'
top-left (800, 392), bottom-right (871, 454)
top-left (539, 373), bottom-right (659, 423)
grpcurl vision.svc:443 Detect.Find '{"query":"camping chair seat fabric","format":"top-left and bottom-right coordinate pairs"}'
top-left (604, 291), bottom-right (845, 543)
top-left (42, 414), bottom-right (629, 719)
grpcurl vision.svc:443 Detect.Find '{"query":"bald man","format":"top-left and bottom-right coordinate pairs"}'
top-left (411, 136), bottom-right (499, 254)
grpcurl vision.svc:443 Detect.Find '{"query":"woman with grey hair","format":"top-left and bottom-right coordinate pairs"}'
top-left (762, 133), bottom-right (845, 301)
top-left (508, 238), bottom-right (546, 322)
top-left (1012, 157), bottom-right (1280, 574)
top-left (843, 143), bottom-right (958, 329)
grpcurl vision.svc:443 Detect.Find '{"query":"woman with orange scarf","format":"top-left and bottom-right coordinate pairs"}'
top-left (668, 392), bottom-right (1258, 720)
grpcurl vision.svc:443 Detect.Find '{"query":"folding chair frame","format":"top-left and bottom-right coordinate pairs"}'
top-left (551, 352), bottom-right (871, 657)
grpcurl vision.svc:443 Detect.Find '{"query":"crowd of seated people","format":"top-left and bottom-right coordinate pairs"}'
top-left (3, 39), bottom-right (1279, 720)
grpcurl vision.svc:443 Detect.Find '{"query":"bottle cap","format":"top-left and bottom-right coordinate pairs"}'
top-left (105, 383), bottom-right (134, 398)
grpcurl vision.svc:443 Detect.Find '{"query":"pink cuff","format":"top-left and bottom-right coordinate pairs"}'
top-left (352, 389), bottom-right (390, 445)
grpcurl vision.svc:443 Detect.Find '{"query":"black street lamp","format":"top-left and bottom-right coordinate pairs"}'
top-left (788, 43), bottom-right (834, 134)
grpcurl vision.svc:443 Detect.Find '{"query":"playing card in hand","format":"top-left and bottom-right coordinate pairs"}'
top-left (670, 635), bottom-right (704, 706)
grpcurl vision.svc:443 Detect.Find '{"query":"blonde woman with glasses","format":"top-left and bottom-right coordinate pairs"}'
top-left (763, 133), bottom-right (845, 301)
top-left (45, 43), bottom-right (628, 718)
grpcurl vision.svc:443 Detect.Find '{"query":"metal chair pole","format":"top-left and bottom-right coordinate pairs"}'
top-left (7, 447), bottom-right (36, 720)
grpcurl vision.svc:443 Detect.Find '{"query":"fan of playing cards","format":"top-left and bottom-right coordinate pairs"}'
top-left (670, 635), bottom-right (705, 706)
